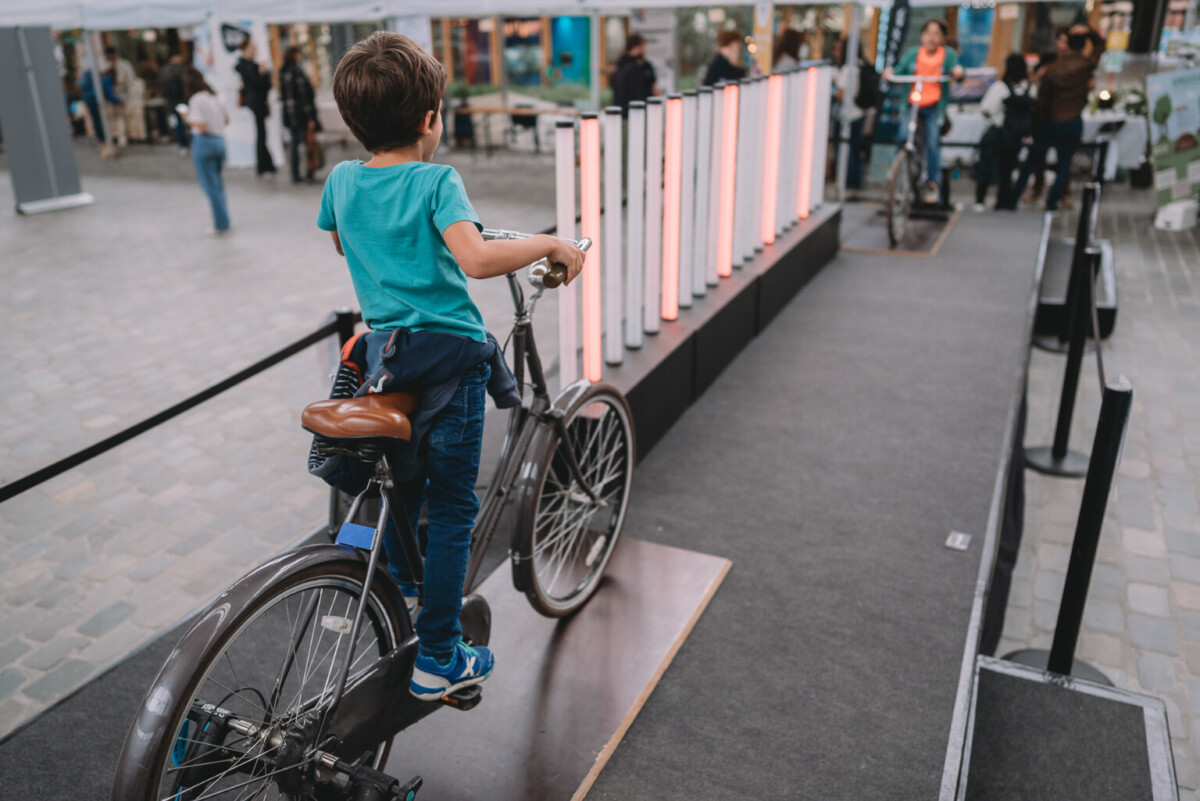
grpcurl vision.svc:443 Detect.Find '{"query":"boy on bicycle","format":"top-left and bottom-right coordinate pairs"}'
top-left (317, 32), bottom-right (584, 700)
top-left (883, 20), bottom-right (964, 204)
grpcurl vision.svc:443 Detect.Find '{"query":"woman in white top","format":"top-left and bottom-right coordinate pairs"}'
top-left (973, 54), bottom-right (1035, 211)
top-left (182, 67), bottom-right (231, 234)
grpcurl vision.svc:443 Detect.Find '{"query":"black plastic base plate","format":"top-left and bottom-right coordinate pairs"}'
top-left (1032, 334), bottom-right (1095, 354)
top-left (1002, 648), bottom-right (1114, 686)
top-left (1024, 446), bottom-right (1090, 478)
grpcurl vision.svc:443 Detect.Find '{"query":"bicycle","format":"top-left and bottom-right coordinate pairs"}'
top-left (882, 74), bottom-right (952, 247)
top-left (110, 229), bottom-right (637, 801)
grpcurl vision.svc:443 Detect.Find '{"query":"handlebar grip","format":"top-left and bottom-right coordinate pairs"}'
top-left (541, 237), bottom-right (592, 289)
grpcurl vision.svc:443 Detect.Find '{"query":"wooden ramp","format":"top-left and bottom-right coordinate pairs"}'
top-left (840, 203), bottom-right (960, 257)
top-left (384, 538), bottom-right (730, 800)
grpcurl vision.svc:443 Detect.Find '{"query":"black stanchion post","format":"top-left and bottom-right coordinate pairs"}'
top-left (334, 308), bottom-right (357, 348)
top-left (1025, 244), bottom-right (1101, 478)
top-left (1033, 184), bottom-right (1101, 354)
top-left (1047, 377), bottom-right (1133, 675)
top-left (1091, 139), bottom-right (1110, 186)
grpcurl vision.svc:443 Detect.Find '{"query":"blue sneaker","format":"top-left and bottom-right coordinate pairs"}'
top-left (410, 640), bottom-right (494, 701)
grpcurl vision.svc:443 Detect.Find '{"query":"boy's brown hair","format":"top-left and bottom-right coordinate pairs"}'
top-left (333, 32), bottom-right (446, 152)
top-left (717, 30), bottom-right (743, 49)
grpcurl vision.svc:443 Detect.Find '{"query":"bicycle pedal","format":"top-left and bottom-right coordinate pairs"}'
top-left (440, 685), bottom-right (482, 710)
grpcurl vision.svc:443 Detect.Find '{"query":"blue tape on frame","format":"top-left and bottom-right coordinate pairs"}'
top-left (336, 522), bottom-right (375, 550)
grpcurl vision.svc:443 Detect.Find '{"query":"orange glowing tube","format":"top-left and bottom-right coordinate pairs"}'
top-left (661, 95), bottom-right (683, 321)
top-left (762, 75), bottom-right (783, 246)
top-left (797, 67), bottom-right (818, 220)
top-left (717, 83), bottom-right (739, 278)
top-left (579, 113), bottom-right (602, 382)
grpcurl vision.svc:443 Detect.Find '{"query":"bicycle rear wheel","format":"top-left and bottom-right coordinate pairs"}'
top-left (514, 383), bottom-right (636, 617)
top-left (111, 552), bottom-right (407, 801)
top-left (886, 149), bottom-right (912, 247)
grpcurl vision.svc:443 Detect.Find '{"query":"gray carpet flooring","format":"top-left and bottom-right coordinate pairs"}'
top-left (0, 208), bottom-right (1043, 799)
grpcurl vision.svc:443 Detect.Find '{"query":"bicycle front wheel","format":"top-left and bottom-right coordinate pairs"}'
top-left (886, 149), bottom-right (912, 247)
top-left (111, 551), bottom-right (407, 801)
top-left (514, 383), bottom-right (636, 617)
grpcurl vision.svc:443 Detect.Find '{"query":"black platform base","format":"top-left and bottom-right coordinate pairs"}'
top-left (1032, 334), bottom-right (1095, 355)
top-left (1034, 238), bottom-right (1118, 341)
top-left (1024, 445), bottom-right (1090, 478)
top-left (965, 656), bottom-right (1175, 801)
top-left (1002, 648), bottom-right (1113, 685)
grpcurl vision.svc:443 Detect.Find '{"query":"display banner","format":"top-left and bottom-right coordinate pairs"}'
top-left (1147, 67), bottom-right (1200, 208)
top-left (880, 0), bottom-right (910, 70)
top-left (630, 8), bottom-right (676, 92)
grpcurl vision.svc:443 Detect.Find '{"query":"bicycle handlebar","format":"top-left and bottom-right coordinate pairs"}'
top-left (480, 228), bottom-right (592, 289)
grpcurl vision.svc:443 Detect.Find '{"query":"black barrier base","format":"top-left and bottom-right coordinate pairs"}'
top-left (1024, 445), bottom-right (1090, 478)
top-left (1031, 334), bottom-right (1094, 355)
top-left (1003, 648), bottom-right (1113, 685)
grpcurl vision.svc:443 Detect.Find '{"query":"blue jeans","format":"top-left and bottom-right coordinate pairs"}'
top-left (384, 362), bottom-right (489, 659)
top-left (192, 134), bottom-right (230, 231)
top-left (918, 105), bottom-right (941, 187)
top-left (1013, 118), bottom-right (1083, 211)
top-left (847, 116), bottom-right (866, 190)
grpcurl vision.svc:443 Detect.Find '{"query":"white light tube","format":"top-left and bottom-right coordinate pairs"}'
top-left (603, 107), bottom-right (623, 366)
top-left (694, 87), bottom-right (714, 297)
top-left (732, 79), bottom-right (751, 268)
top-left (625, 101), bottom-right (646, 350)
top-left (643, 97), bottom-right (665, 334)
top-left (554, 120), bottom-right (577, 390)
top-left (678, 91), bottom-right (698, 309)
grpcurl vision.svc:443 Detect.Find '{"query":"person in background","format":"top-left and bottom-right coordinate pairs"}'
top-left (974, 53), bottom-right (1035, 211)
top-left (105, 46), bottom-right (140, 147)
top-left (1011, 24), bottom-right (1105, 212)
top-left (181, 66), bottom-right (231, 235)
top-left (279, 45), bottom-right (320, 184)
top-left (161, 52), bottom-right (189, 154)
top-left (703, 30), bottom-right (747, 86)
top-left (236, 40), bottom-right (276, 177)
top-left (831, 38), bottom-right (876, 195)
top-left (772, 29), bottom-right (803, 73)
top-left (1023, 38), bottom-right (1066, 205)
top-left (77, 63), bottom-right (122, 159)
top-left (883, 19), bottom-right (964, 204)
top-left (611, 34), bottom-right (660, 115)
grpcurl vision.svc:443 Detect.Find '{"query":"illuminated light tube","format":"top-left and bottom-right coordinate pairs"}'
top-left (810, 66), bottom-right (831, 211)
top-left (554, 120), bottom-right (578, 389)
top-left (787, 69), bottom-right (803, 229)
top-left (678, 91), bottom-right (697, 309)
top-left (625, 101), bottom-right (646, 350)
top-left (797, 66), bottom-right (818, 220)
top-left (776, 70), bottom-right (795, 236)
top-left (660, 94), bottom-right (683, 322)
top-left (694, 87), bottom-right (714, 297)
top-left (761, 74), bottom-right (783, 246)
top-left (717, 82), bottom-right (738, 279)
top-left (643, 98), bottom-right (665, 334)
top-left (602, 107), bottom-right (624, 366)
top-left (579, 112), bottom-right (602, 382)
top-left (706, 85), bottom-right (724, 287)
top-left (731, 79), bottom-right (751, 268)
top-left (747, 78), bottom-right (765, 260)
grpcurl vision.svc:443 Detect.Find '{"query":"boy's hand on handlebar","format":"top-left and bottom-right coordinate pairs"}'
top-left (951, 65), bottom-right (965, 81)
top-left (882, 67), bottom-right (894, 81)
top-left (546, 236), bottom-right (585, 286)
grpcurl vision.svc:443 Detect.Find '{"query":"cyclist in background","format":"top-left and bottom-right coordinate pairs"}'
top-left (883, 20), bottom-right (964, 204)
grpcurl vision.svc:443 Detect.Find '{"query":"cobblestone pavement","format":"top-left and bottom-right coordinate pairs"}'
top-left (995, 183), bottom-right (1200, 799)
top-left (0, 142), bottom-right (559, 738)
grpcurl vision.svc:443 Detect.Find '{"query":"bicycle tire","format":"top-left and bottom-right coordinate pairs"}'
top-left (886, 149), bottom-right (912, 247)
top-left (513, 382), bottom-right (636, 618)
top-left (110, 547), bottom-right (409, 801)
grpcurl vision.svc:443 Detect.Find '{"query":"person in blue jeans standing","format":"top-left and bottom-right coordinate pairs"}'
top-left (1011, 25), bottom-right (1105, 211)
top-left (181, 67), bottom-right (230, 234)
top-left (317, 32), bottom-right (584, 700)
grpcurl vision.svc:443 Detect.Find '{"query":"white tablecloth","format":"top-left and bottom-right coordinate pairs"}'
top-left (941, 107), bottom-right (1147, 170)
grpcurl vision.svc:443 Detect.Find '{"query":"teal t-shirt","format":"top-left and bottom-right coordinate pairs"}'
top-left (317, 160), bottom-right (486, 342)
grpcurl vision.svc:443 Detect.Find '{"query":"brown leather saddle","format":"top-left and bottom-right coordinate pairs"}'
top-left (301, 392), bottom-right (419, 443)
